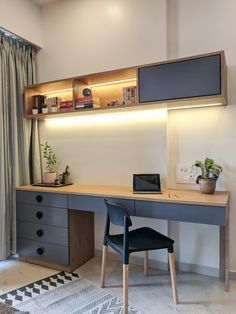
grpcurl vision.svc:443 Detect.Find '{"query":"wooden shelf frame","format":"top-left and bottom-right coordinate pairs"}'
top-left (24, 51), bottom-right (227, 119)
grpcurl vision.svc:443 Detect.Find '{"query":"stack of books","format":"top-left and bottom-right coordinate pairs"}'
top-left (123, 86), bottom-right (136, 106)
top-left (58, 101), bottom-right (73, 112)
top-left (75, 96), bottom-right (93, 110)
top-left (75, 96), bottom-right (100, 110)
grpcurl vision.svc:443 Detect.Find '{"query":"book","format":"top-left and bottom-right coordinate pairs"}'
top-left (75, 102), bottom-right (93, 110)
top-left (123, 86), bottom-right (136, 105)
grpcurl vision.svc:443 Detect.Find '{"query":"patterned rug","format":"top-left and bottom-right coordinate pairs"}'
top-left (0, 272), bottom-right (138, 314)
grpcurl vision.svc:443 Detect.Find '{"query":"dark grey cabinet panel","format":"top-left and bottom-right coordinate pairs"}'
top-left (18, 238), bottom-right (69, 265)
top-left (17, 221), bottom-right (68, 246)
top-left (138, 54), bottom-right (221, 103)
top-left (16, 190), bottom-right (67, 208)
top-left (68, 195), bottom-right (134, 215)
top-left (17, 203), bottom-right (68, 227)
top-left (135, 201), bottom-right (225, 226)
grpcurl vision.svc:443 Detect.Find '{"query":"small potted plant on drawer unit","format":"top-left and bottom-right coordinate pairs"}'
top-left (194, 157), bottom-right (222, 194)
top-left (41, 141), bottom-right (57, 183)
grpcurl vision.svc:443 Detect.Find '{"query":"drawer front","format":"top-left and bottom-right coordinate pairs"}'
top-left (17, 221), bottom-right (68, 246)
top-left (16, 190), bottom-right (67, 208)
top-left (135, 201), bottom-right (226, 226)
top-left (17, 203), bottom-right (68, 227)
top-left (68, 195), bottom-right (134, 215)
top-left (18, 238), bottom-right (69, 266)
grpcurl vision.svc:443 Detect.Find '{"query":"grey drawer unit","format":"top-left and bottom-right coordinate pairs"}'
top-left (135, 201), bottom-right (226, 226)
top-left (68, 195), bottom-right (134, 215)
top-left (17, 221), bottom-right (68, 246)
top-left (16, 190), bottom-right (67, 208)
top-left (17, 203), bottom-right (68, 227)
top-left (18, 238), bottom-right (69, 266)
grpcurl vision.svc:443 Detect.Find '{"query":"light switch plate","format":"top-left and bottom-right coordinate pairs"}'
top-left (176, 163), bottom-right (201, 184)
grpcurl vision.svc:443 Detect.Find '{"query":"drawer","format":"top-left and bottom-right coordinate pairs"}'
top-left (68, 195), bottom-right (134, 215)
top-left (17, 221), bottom-right (68, 246)
top-left (17, 238), bottom-right (69, 266)
top-left (17, 203), bottom-right (68, 227)
top-left (135, 201), bottom-right (226, 226)
top-left (16, 190), bottom-right (67, 208)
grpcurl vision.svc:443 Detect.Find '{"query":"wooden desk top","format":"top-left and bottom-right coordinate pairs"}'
top-left (16, 184), bottom-right (229, 207)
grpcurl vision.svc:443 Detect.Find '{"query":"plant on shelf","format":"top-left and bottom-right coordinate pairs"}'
top-left (42, 103), bottom-right (48, 114)
top-left (51, 103), bottom-right (58, 113)
top-left (194, 157), bottom-right (222, 194)
top-left (41, 141), bottom-right (57, 183)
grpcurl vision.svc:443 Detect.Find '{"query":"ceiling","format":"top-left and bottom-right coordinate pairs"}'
top-left (31, 0), bottom-right (61, 6)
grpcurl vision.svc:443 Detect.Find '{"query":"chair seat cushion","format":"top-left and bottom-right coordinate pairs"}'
top-left (105, 227), bottom-right (174, 255)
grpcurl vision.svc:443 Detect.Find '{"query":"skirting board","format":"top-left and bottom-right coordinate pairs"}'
top-left (95, 249), bottom-right (236, 281)
top-left (179, 262), bottom-right (219, 277)
top-left (229, 271), bottom-right (236, 280)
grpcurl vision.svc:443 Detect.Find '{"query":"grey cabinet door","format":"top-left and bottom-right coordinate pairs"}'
top-left (68, 195), bottom-right (134, 215)
top-left (135, 201), bottom-right (226, 226)
top-left (18, 238), bottom-right (69, 265)
top-left (17, 221), bottom-right (68, 246)
top-left (16, 190), bottom-right (67, 208)
top-left (17, 203), bottom-right (68, 227)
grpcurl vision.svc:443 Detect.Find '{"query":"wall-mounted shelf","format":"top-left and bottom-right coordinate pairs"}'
top-left (24, 51), bottom-right (227, 119)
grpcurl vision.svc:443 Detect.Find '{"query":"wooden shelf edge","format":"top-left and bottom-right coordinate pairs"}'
top-left (25, 96), bottom-right (227, 120)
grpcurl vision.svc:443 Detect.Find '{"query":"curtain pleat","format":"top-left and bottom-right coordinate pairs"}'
top-left (0, 32), bottom-right (41, 259)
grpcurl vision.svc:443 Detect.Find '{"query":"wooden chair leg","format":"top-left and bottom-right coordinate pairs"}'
top-left (100, 245), bottom-right (108, 288)
top-left (123, 264), bottom-right (129, 314)
top-left (168, 252), bottom-right (179, 304)
top-left (144, 251), bottom-right (148, 276)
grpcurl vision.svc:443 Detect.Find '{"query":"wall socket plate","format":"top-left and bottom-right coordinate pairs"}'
top-left (176, 163), bottom-right (201, 184)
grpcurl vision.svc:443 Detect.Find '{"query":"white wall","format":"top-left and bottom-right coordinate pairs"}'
top-left (167, 0), bottom-right (236, 272)
top-left (38, 0), bottom-right (168, 265)
top-left (33, 0), bottom-right (236, 273)
top-left (0, 0), bottom-right (43, 47)
top-left (38, 0), bottom-right (167, 81)
top-left (40, 110), bottom-right (169, 263)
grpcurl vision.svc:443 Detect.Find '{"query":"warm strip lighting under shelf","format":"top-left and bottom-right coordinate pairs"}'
top-left (40, 78), bottom-right (137, 95)
top-left (169, 102), bottom-right (223, 110)
top-left (88, 78), bottom-right (136, 88)
top-left (45, 108), bottom-right (167, 126)
top-left (41, 88), bottom-right (72, 95)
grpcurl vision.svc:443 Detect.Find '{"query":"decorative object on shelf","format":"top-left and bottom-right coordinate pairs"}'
top-left (51, 104), bottom-right (58, 113)
top-left (83, 88), bottom-right (92, 96)
top-left (194, 157), bottom-right (222, 194)
top-left (42, 103), bottom-right (48, 114)
top-left (123, 86), bottom-right (136, 105)
top-left (32, 108), bottom-right (38, 115)
top-left (41, 141), bottom-right (57, 183)
top-left (107, 100), bottom-right (125, 107)
top-left (34, 95), bottom-right (45, 113)
top-left (62, 165), bottom-right (72, 184)
top-left (58, 100), bottom-right (73, 112)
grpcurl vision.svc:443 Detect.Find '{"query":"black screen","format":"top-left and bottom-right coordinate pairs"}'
top-left (138, 54), bottom-right (221, 103)
top-left (133, 174), bottom-right (161, 192)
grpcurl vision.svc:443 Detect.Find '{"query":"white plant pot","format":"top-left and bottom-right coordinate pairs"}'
top-left (42, 108), bottom-right (48, 114)
top-left (43, 171), bottom-right (56, 184)
top-left (51, 107), bottom-right (58, 113)
top-left (32, 109), bottom-right (38, 115)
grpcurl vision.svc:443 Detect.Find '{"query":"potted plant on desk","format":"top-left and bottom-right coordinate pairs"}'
top-left (41, 141), bottom-right (57, 183)
top-left (194, 157), bottom-right (222, 194)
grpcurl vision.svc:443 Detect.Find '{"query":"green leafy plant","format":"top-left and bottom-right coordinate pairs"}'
top-left (41, 141), bottom-right (57, 172)
top-left (194, 157), bottom-right (222, 183)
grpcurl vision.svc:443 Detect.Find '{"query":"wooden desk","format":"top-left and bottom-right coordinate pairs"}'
top-left (16, 184), bottom-right (230, 291)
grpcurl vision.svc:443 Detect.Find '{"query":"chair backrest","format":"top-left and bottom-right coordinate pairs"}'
top-left (104, 200), bottom-right (132, 227)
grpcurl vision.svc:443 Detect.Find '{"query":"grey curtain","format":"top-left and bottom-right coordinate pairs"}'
top-left (0, 32), bottom-right (41, 260)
